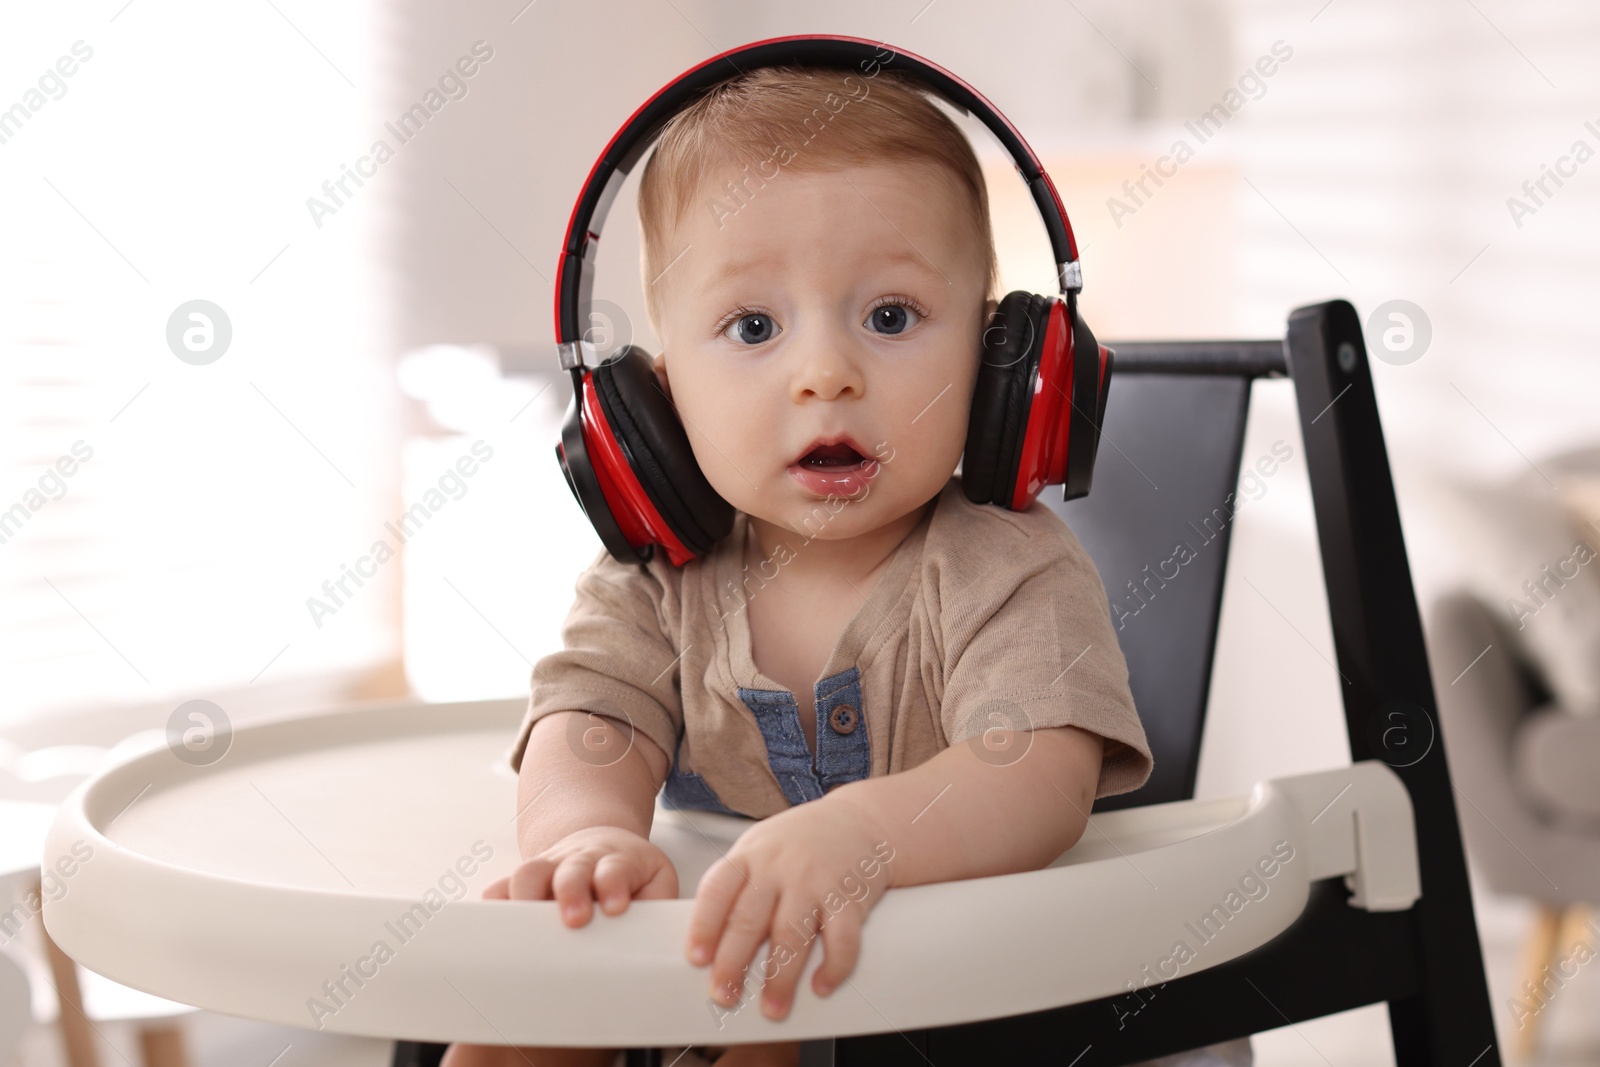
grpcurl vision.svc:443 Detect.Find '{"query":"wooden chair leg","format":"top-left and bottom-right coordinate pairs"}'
top-left (36, 876), bottom-right (101, 1067)
top-left (1554, 903), bottom-right (1594, 964)
top-left (1513, 903), bottom-right (1568, 1062)
top-left (136, 1023), bottom-right (191, 1067)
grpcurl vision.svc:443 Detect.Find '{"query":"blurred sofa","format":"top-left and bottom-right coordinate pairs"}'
top-left (1423, 447), bottom-right (1600, 1057)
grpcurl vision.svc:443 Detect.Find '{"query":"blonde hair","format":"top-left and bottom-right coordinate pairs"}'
top-left (636, 65), bottom-right (1001, 328)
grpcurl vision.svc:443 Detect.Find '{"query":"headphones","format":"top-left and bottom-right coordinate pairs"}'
top-left (554, 34), bottom-right (1113, 567)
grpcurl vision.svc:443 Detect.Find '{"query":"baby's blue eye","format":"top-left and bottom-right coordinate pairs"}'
top-left (724, 312), bottom-right (778, 345)
top-left (867, 303), bottom-right (920, 335)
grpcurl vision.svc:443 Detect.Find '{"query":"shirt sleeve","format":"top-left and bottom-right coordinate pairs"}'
top-left (940, 517), bottom-right (1154, 800)
top-left (507, 546), bottom-right (683, 776)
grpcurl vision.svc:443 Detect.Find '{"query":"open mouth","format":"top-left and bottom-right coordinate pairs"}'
top-left (797, 441), bottom-right (870, 469)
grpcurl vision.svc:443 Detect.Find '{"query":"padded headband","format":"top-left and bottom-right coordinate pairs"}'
top-left (555, 33), bottom-right (1083, 363)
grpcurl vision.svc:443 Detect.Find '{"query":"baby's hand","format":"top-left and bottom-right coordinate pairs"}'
top-left (482, 825), bottom-right (679, 927)
top-left (685, 792), bottom-right (892, 1021)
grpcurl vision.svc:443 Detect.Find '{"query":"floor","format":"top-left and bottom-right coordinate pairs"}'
top-left (8, 865), bottom-right (1600, 1067)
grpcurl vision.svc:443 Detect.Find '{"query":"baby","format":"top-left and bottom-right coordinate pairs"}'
top-left (444, 66), bottom-right (1174, 1067)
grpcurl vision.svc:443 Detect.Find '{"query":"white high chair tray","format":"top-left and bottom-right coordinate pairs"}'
top-left (42, 698), bottom-right (1420, 1047)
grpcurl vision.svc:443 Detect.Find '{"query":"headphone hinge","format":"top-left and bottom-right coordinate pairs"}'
top-left (1058, 260), bottom-right (1083, 294)
top-left (557, 339), bottom-right (599, 370)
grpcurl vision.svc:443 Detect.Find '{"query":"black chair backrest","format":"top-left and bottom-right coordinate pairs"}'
top-left (1043, 342), bottom-right (1286, 810)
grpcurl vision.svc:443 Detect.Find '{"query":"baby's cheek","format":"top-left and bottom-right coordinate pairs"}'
top-left (679, 392), bottom-right (759, 467)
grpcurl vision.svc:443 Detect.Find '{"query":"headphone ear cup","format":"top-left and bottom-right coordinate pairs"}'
top-left (590, 346), bottom-right (735, 557)
top-left (963, 291), bottom-right (1050, 508)
top-left (557, 385), bottom-right (639, 565)
top-left (1060, 304), bottom-right (1110, 501)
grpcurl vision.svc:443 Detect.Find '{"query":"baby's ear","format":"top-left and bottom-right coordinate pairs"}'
top-left (651, 351), bottom-right (673, 402)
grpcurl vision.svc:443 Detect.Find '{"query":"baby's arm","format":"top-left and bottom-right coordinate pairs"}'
top-left (484, 711), bottom-right (678, 925)
top-left (831, 724), bottom-right (1104, 887)
top-left (513, 710), bottom-right (668, 853)
top-left (685, 724), bottom-right (1105, 1020)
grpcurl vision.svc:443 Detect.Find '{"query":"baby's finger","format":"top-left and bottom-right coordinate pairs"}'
top-left (592, 853), bottom-right (636, 915)
top-left (685, 859), bottom-right (746, 968)
top-left (809, 905), bottom-right (864, 998)
top-left (757, 897), bottom-right (825, 1020)
top-left (634, 858), bottom-right (680, 902)
top-left (707, 882), bottom-right (779, 1010)
top-left (481, 876), bottom-right (510, 900)
top-left (506, 858), bottom-right (556, 900)
top-left (550, 853), bottom-right (601, 926)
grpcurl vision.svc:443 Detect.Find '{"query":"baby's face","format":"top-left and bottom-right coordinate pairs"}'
top-left (651, 162), bottom-right (992, 544)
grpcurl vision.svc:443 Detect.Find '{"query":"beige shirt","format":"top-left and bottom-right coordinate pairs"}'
top-left (510, 475), bottom-right (1153, 818)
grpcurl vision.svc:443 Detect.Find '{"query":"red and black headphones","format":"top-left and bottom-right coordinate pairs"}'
top-left (554, 34), bottom-right (1113, 567)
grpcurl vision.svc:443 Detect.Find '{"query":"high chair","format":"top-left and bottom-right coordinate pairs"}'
top-left (42, 300), bottom-right (1501, 1066)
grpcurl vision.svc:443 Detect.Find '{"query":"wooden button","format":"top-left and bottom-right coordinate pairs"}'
top-left (828, 703), bottom-right (859, 735)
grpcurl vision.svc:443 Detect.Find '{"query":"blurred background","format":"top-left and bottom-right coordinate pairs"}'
top-left (3, 0), bottom-right (1598, 1064)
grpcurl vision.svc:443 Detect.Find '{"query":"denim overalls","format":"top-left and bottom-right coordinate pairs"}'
top-left (660, 666), bottom-right (871, 816)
